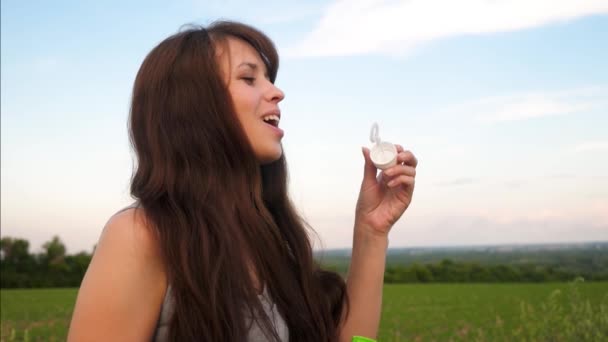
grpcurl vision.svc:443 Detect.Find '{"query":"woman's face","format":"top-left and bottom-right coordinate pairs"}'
top-left (219, 37), bottom-right (285, 165)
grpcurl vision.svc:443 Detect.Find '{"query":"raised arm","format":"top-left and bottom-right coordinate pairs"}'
top-left (339, 145), bottom-right (417, 341)
top-left (68, 208), bottom-right (167, 342)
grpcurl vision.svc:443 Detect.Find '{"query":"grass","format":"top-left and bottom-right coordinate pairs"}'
top-left (379, 282), bottom-right (608, 341)
top-left (0, 288), bottom-right (77, 342)
top-left (1, 282), bottom-right (607, 341)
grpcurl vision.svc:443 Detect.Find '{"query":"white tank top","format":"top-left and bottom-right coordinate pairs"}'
top-left (152, 286), bottom-right (289, 341)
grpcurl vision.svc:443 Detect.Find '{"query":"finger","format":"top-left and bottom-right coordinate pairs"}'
top-left (396, 144), bottom-right (404, 153)
top-left (361, 147), bottom-right (378, 187)
top-left (378, 172), bottom-right (390, 186)
top-left (383, 164), bottom-right (416, 178)
top-left (397, 150), bottom-right (417, 167)
top-left (387, 175), bottom-right (415, 188)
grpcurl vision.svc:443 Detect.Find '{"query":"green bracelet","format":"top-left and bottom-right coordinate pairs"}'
top-left (352, 336), bottom-right (377, 342)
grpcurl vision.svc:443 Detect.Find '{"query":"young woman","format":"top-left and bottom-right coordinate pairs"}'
top-left (68, 21), bottom-right (417, 342)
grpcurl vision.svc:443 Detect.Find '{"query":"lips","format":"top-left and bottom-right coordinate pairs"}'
top-left (262, 119), bottom-right (284, 138)
top-left (261, 110), bottom-right (280, 123)
top-left (260, 110), bottom-right (283, 137)
top-left (262, 118), bottom-right (279, 127)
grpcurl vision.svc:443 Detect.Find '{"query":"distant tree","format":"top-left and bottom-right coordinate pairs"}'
top-left (490, 264), bottom-right (520, 282)
top-left (1, 237), bottom-right (36, 287)
top-left (469, 263), bottom-right (491, 282)
top-left (1, 237), bottom-right (31, 265)
top-left (65, 251), bottom-right (93, 286)
top-left (399, 267), bottom-right (420, 282)
top-left (43, 235), bottom-right (67, 265)
top-left (412, 264), bottom-right (433, 282)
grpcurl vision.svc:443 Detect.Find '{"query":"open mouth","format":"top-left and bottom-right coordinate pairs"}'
top-left (263, 119), bottom-right (279, 127)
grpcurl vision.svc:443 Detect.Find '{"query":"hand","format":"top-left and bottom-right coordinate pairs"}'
top-left (355, 144), bottom-right (417, 237)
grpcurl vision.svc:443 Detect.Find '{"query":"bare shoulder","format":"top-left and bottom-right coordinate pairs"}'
top-left (100, 206), bottom-right (161, 262)
top-left (68, 206), bottom-right (167, 342)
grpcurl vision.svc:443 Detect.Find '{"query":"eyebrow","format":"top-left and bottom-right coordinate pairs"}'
top-left (238, 62), bottom-right (258, 70)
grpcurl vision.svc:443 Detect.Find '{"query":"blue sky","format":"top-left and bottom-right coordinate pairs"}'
top-left (2, 0), bottom-right (607, 253)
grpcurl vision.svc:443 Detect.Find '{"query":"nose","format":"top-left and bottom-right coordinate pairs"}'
top-left (266, 82), bottom-right (285, 103)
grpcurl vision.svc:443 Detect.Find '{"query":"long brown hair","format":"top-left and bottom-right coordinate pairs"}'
top-left (128, 21), bottom-right (347, 341)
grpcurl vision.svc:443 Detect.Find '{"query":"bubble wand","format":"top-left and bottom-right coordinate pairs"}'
top-left (369, 122), bottom-right (397, 170)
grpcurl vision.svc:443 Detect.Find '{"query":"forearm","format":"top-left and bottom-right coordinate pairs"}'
top-left (339, 224), bottom-right (389, 341)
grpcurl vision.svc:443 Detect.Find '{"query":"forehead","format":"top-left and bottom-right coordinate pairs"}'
top-left (217, 37), bottom-right (266, 73)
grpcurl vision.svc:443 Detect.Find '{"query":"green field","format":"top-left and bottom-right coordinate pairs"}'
top-left (1, 282), bottom-right (607, 341)
top-left (379, 282), bottom-right (608, 341)
top-left (1, 288), bottom-right (76, 342)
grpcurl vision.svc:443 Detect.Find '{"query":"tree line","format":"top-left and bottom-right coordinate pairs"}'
top-left (324, 257), bottom-right (608, 283)
top-left (382, 259), bottom-right (608, 283)
top-left (1, 236), bottom-right (92, 288)
top-left (2, 236), bottom-right (607, 288)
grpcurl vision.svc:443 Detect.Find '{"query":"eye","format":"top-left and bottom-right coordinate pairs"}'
top-left (241, 77), bottom-right (256, 85)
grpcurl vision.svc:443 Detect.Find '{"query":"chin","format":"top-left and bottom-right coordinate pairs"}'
top-left (257, 148), bottom-right (283, 165)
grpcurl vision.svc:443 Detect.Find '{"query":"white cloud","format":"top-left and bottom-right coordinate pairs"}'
top-left (489, 200), bottom-right (608, 226)
top-left (32, 57), bottom-right (60, 71)
top-left (286, 0), bottom-right (608, 57)
top-left (382, 199), bottom-right (608, 247)
top-left (435, 177), bottom-right (477, 187)
top-left (407, 214), bottom-right (608, 247)
top-left (570, 141), bottom-right (608, 152)
top-left (446, 86), bottom-right (607, 123)
top-left (195, 0), bottom-right (327, 26)
top-left (476, 94), bottom-right (596, 123)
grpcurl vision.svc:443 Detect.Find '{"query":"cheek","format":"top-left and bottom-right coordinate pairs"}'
top-left (231, 91), bottom-right (261, 139)
top-left (231, 86), bottom-right (260, 116)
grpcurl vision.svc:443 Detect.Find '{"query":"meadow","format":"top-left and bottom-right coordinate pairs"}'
top-left (1, 282), bottom-right (607, 341)
top-left (379, 282), bottom-right (608, 341)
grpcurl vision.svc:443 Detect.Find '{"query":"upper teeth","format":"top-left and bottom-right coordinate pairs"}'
top-left (263, 115), bottom-right (280, 123)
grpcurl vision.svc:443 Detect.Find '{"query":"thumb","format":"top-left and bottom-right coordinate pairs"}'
top-left (361, 147), bottom-right (378, 186)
